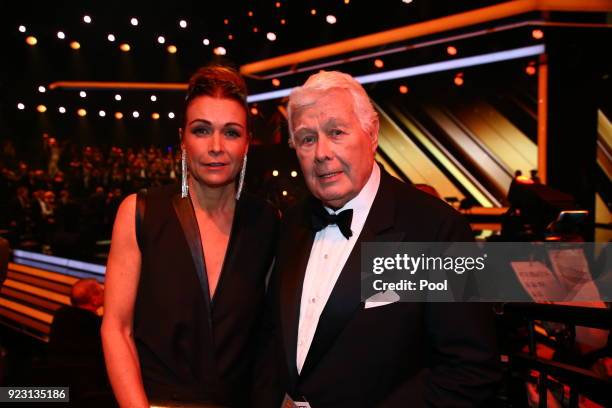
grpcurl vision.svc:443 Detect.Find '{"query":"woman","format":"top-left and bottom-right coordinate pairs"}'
top-left (101, 65), bottom-right (278, 407)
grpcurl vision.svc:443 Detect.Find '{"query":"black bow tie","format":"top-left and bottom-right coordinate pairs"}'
top-left (311, 204), bottom-right (353, 239)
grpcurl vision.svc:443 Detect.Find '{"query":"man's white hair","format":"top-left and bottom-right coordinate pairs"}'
top-left (287, 70), bottom-right (379, 143)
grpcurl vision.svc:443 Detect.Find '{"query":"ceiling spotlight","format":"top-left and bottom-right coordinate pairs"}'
top-left (115, 112), bottom-right (123, 119)
top-left (107, 34), bottom-right (115, 42)
top-left (38, 85), bottom-right (46, 93)
top-left (168, 112), bottom-right (175, 119)
top-left (167, 45), bottom-right (177, 54)
top-left (282, 190), bottom-right (288, 196)
top-left (152, 113), bottom-right (160, 120)
top-left (99, 110), bottom-right (106, 117)
top-left (132, 111), bottom-right (139, 118)
top-left (310, 9), bottom-right (317, 16)
top-left (266, 32), bottom-right (277, 41)
top-left (202, 38), bottom-right (210, 45)
top-left (36, 105), bottom-right (47, 113)
top-left (70, 41), bottom-right (80, 50)
top-left (402, 0), bottom-right (413, 3)
top-left (58, 106), bottom-right (66, 113)
top-left (213, 46), bottom-right (226, 55)
top-left (250, 107), bottom-right (259, 115)
top-left (399, 85), bottom-right (409, 94)
top-left (150, 95), bottom-right (157, 102)
top-left (26, 36), bottom-right (37, 46)
top-left (326, 15), bottom-right (337, 24)
top-left (447, 46), bottom-right (458, 56)
top-left (525, 65), bottom-right (536, 76)
top-left (248, 11), bottom-right (253, 17)
top-left (57, 31), bottom-right (65, 39)
top-left (275, 2), bottom-right (281, 8)
top-left (115, 94), bottom-right (122, 101)
top-left (374, 59), bottom-right (384, 68)
top-left (344, 0), bottom-right (350, 4)
top-left (291, 171), bottom-right (298, 178)
top-left (179, 19), bottom-right (187, 28)
top-left (77, 108), bottom-right (87, 117)
top-left (157, 35), bottom-right (165, 44)
top-left (19, 25), bottom-right (26, 33)
top-left (228, 34), bottom-right (233, 40)
top-left (272, 170), bottom-right (279, 177)
top-left (272, 78), bottom-right (280, 87)
top-left (130, 17), bottom-right (139, 26)
top-left (253, 27), bottom-right (259, 33)
top-left (17, 103), bottom-right (25, 110)
top-left (280, 19), bottom-right (286, 25)
top-left (79, 91), bottom-right (87, 98)
top-left (454, 73), bottom-right (464, 86)
top-left (224, 19), bottom-right (229, 25)
top-left (83, 15), bottom-right (92, 24)
top-left (120, 43), bottom-right (130, 52)
top-left (532, 29), bottom-right (544, 40)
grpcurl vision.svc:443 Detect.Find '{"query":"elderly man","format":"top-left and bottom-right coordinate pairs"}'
top-left (254, 71), bottom-right (500, 407)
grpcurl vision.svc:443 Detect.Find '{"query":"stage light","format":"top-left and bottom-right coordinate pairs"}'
top-left (276, 2), bottom-right (281, 8)
top-left (250, 107), bottom-right (258, 115)
top-left (344, 0), bottom-right (350, 4)
top-left (36, 105), bottom-right (47, 113)
top-left (168, 112), bottom-right (175, 119)
top-left (70, 41), bottom-right (80, 50)
top-left (272, 170), bottom-right (279, 177)
top-left (19, 25), bottom-right (26, 33)
top-left (228, 34), bottom-right (234, 40)
top-left (167, 45), bottom-right (177, 54)
top-left (179, 20), bottom-right (187, 29)
top-left (214, 46), bottom-right (226, 55)
top-left (525, 65), bottom-right (536, 76)
top-left (224, 19), bottom-right (229, 25)
top-left (115, 94), bottom-right (122, 101)
top-left (132, 111), bottom-right (139, 118)
top-left (402, 0), bottom-right (413, 3)
top-left (248, 11), bottom-right (253, 17)
top-left (447, 46), bottom-right (457, 56)
top-left (454, 73), bottom-right (464, 86)
top-left (57, 31), bottom-right (65, 39)
top-left (532, 29), bottom-right (544, 40)
top-left (326, 15), bottom-right (337, 24)
top-left (399, 85), bottom-right (409, 94)
top-left (374, 59), bottom-right (384, 68)
top-left (77, 108), bottom-right (87, 117)
top-left (203, 38), bottom-right (210, 45)
top-left (107, 34), bottom-right (115, 42)
top-left (79, 91), bottom-right (87, 98)
top-left (120, 43), bottom-right (130, 52)
top-left (282, 190), bottom-right (288, 196)
top-left (83, 15), bottom-right (92, 24)
top-left (311, 9), bottom-right (317, 15)
top-left (281, 19), bottom-right (286, 25)
top-left (38, 86), bottom-right (46, 93)
top-left (253, 27), bottom-right (259, 33)
top-left (272, 78), bottom-right (280, 87)
top-left (150, 95), bottom-right (157, 102)
top-left (267, 32), bottom-right (276, 41)
top-left (26, 36), bottom-right (37, 46)
top-left (115, 112), bottom-right (123, 119)
top-left (291, 171), bottom-right (298, 178)
top-left (58, 106), bottom-right (66, 113)
top-left (152, 113), bottom-right (160, 120)
top-left (130, 17), bottom-right (138, 26)
top-left (99, 110), bottom-right (106, 117)
top-left (157, 35), bottom-right (165, 44)
top-left (17, 103), bottom-right (25, 110)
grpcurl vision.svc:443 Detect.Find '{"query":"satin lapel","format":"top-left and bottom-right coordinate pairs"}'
top-left (279, 202), bottom-right (315, 386)
top-left (300, 171), bottom-right (404, 379)
top-left (172, 195), bottom-right (211, 318)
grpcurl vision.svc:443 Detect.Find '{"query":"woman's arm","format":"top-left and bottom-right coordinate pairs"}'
top-left (101, 194), bottom-right (149, 407)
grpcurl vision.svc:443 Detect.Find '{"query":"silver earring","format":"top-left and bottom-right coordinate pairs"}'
top-left (181, 148), bottom-right (189, 198)
top-left (236, 154), bottom-right (247, 200)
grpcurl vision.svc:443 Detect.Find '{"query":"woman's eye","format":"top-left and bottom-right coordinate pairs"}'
top-left (192, 127), bottom-right (210, 135)
top-left (225, 129), bottom-right (241, 138)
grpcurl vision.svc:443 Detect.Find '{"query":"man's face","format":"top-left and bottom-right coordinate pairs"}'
top-left (291, 88), bottom-right (377, 208)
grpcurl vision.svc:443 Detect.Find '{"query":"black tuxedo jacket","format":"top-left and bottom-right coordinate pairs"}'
top-left (254, 170), bottom-right (501, 408)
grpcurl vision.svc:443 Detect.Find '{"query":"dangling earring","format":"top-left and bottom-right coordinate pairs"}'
top-left (181, 148), bottom-right (189, 198)
top-left (236, 154), bottom-right (247, 200)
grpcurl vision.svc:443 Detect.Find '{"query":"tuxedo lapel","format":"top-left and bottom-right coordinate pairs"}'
top-left (300, 171), bottom-right (404, 379)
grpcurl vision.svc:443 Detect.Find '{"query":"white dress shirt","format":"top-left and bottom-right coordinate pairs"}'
top-left (296, 163), bottom-right (381, 374)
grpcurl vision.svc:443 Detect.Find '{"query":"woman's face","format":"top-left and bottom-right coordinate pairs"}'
top-left (182, 95), bottom-right (248, 189)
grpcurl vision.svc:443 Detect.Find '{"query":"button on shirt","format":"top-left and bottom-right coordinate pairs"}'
top-left (296, 163), bottom-right (381, 374)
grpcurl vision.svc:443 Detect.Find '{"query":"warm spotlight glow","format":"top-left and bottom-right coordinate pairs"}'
top-left (272, 170), bottom-right (279, 177)
top-left (70, 41), bottom-right (80, 50)
top-left (152, 113), bottom-right (160, 120)
top-left (253, 27), bottom-right (259, 33)
top-left (83, 15), bottom-right (92, 24)
top-left (19, 25), bottom-right (26, 33)
top-left (447, 46), bottom-right (458, 56)
top-left (275, 2), bottom-right (281, 8)
top-left (26, 36), bottom-right (37, 46)
top-left (115, 112), bottom-right (123, 119)
top-left (282, 190), bottom-right (288, 196)
top-left (402, 0), bottom-right (413, 3)
top-left (38, 86), bottom-right (46, 93)
top-left (157, 36), bottom-right (165, 44)
top-left (120, 43), bottom-right (131, 52)
top-left (291, 171), bottom-right (298, 178)
top-left (59, 107), bottom-right (66, 113)
top-left (168, 112), bottom-right (175, 119)
top-left (130, 17), bottom-right (138, 26)
top-left (79, 91), bottom-right (87, 98)
top-left (57, 31), bottom-right (65, 39)
top-left (525, 65), bottom-right (536, 76)
top-left (132, 111), bottom-right (140, 118)
top-left (267, 32), bottom-right (276, 41)
top-left (77, 108), bottom-right (87, 117)
top-left (115, 94), bottom-right (122, 101)
top-left (280, 19), bottom-right (286, 25)
top-left (344, 0), bottom-right (350, 4)
top-left (150, 95), bottom-right (157, 102)
top-left (454, 73), bottom-right (464, 86)
top-left (248, 11), bottom-right (253, 17)
top-left (399, 85), bottom-right (409, 94)
top-left (179, 20), bottom-right (187, 28)
top-left (99, 110), bottom-right (106, 117)
top-left (272, 78), bottom-right (280, 87)
top-left (516, 175), bottom-right (534, 184)
top-left (228, 34), bottom-right (234, 40)
top-left (250, 107), bottom-right (258, 115)
top-left (167, 45), bottom-right (177, 54)
top-left (374, 59), bottom-right (384, 68)
top-left (213, 46), bottom-right (226, 56)
top-left (532, 29), bottom-right (544, 40)
top-left (107, 34), bottom-right (115, 42)
top-left (17, 103), bottom-right (25, 110)
top-left (311, 9), bottom-right (317, 15)
top-left (203, 38), bottom-right (210, 45)
top-left (224, 19), bottom-right (229, 25)
top-left (326, 15), bottom-right (337, 24)
top-left (37, 105), bottom-right (47, 113)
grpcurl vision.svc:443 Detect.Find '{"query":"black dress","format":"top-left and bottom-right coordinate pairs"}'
top-left (133, 184), bottom-right (278, 407)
